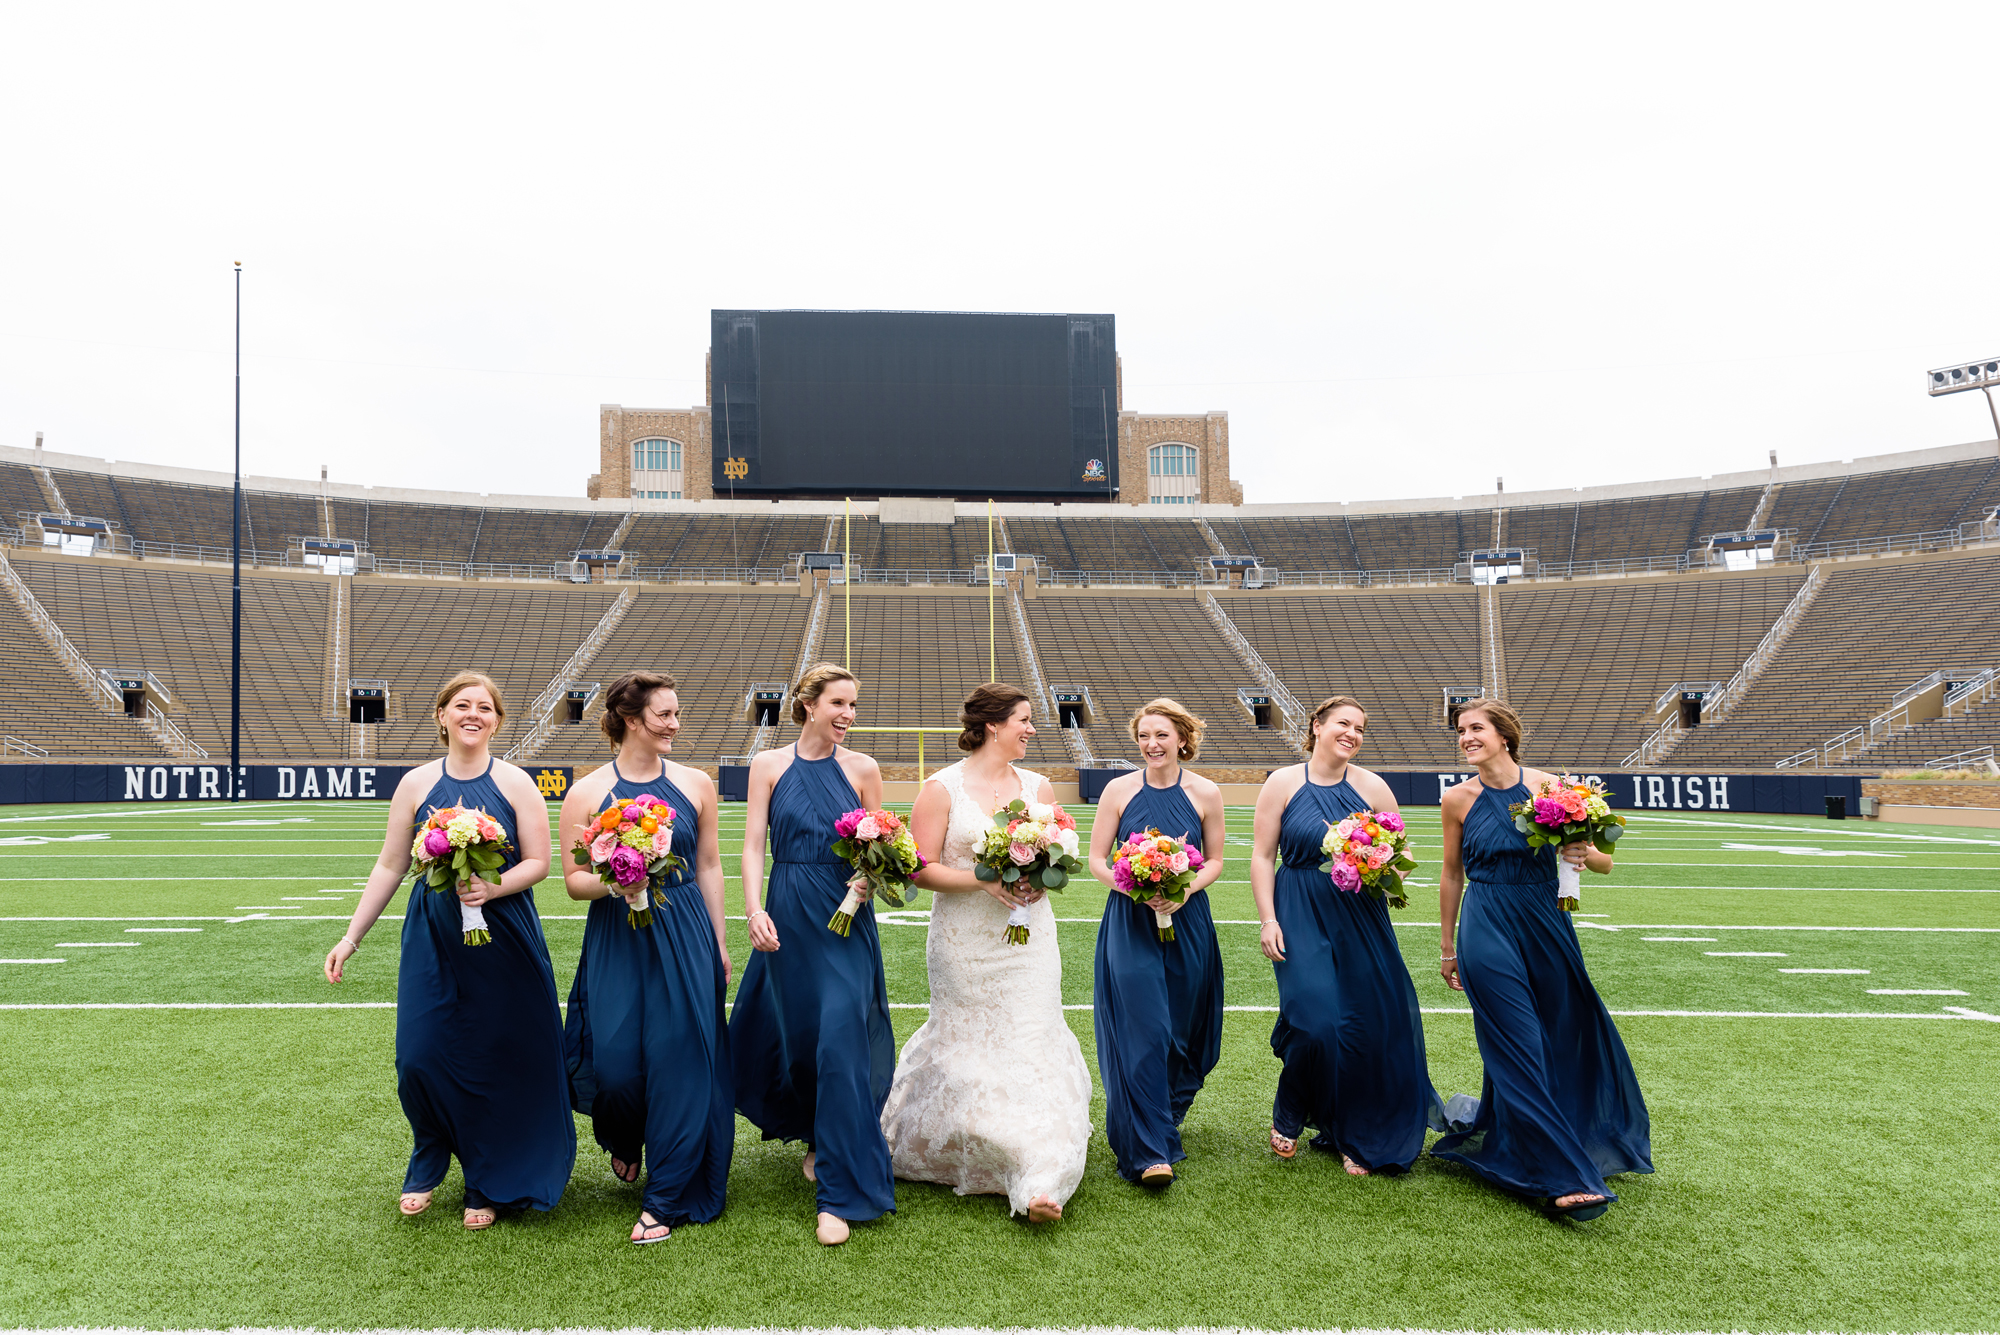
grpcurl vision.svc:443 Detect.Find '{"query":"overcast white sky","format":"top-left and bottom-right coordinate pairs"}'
top-left (4, 2), bottom-right (1999, 505)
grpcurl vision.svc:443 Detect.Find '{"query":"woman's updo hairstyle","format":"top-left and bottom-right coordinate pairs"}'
top-left (1303, 695), bottom-right (1365, 753)
top-left (1454, 697), bottom-right (1524, 757)
top-left (1130, 697), bottom-right (1204, 762)
top-left (433, 671), bottom-right (507, 746)
top-left (958, 682), bottom-right (1031, 752)
top-left (791, 662), bottom-right (858, 726)
top-left (599, 669), bottom-right (678, 747)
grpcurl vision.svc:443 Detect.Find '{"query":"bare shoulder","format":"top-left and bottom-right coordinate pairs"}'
top-left (568, 761), bottom-right (616, 803)
top-left (750, 747), bottom-right (793, 783)
top-left (837, 747), bottom-right (881, 781)
top-left (1520, 766), bottom-right (1559, 790)
top-left (1100, 770), bottom-right (1143, 805)
top-left (1441, 775), bottom-right (1482, 816)
top-left (490, 759), bottom-right (548, 803)
top-left (395, 760), bottom-right (441, 804)
top-left (1260, 762), bottom-right (1307, 803)
top-left (1182, 768), bottom-right (1225, 803)
top-left (1344, 763), bottom-right (1397, 810)
top-left (667, 760), bottom-right (715, 807)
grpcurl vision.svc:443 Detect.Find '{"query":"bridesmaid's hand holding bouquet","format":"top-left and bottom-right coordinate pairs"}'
top-left (827, 806), bottom-right (926, 936)
top-left (1111, 828), bottom-right (1204, 942)
top-left (973, 799), bottom-right (1083, 944)
top-left (571, 792), bottom-right (686, 928)
top-left (409, 805), bottom-right (513, 945)
top-left (1320, 810), bottom-right (1416, 909)
top-left (1508, 774), bottom-right (1624, 911)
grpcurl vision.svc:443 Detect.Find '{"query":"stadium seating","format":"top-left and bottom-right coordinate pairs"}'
top-left (0, 463), bottom-right (51, 527)
top-left (0, 578), bottom-right (165, 757)
top-left (825, 591), bottom-right (1068, 771)
top-left (1845, 703), bottom-right (2000, 769)
top-left (1766, 458), bottom-right (2000, 546)
top-left (348, 582), bottom-right (621, 759)
top-left (1209, 516), bottom-right (1361, 573)
top-left (12, 556), bottom-right (345, 758)
top-left (1498, 569), bottom-right (1807, 765)
top-left (1668, 551), bottom-right (2000, 768)
top-left (1503, 486), bottom-right (1766, 566)
top-left (1022, 594), bottom-right (1301, 768)
top-left (536, 589), bottom-right (814, 764)
top-left (621, 513), bottom-right (829, 572)
top-left (1005, 517), bottom-right (1214, 576)
top-left (1222, 590), bottom-right (1482, 765)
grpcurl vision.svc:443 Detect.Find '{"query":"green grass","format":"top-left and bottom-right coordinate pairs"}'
top-left (1, 800), bottom-right (1996, 1330)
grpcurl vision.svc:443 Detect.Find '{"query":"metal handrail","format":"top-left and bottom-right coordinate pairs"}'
top-left (1925, 745), bottom-right (1997, 771)
top-left (1200, 592), bottom-right (1308, 752)
top-left (1, 735), bottom-right (49, 758)
top-left (503, 587), bottom-right (636, 761)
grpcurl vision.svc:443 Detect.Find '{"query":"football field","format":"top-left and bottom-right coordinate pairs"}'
top-left (0, 798), bottom-right (1995, 1332)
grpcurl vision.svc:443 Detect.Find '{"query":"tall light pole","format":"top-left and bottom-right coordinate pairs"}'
top-left (231, 263), bottom-right (242, 800)
top-left (1926, 356), bottom-right (2000, 452)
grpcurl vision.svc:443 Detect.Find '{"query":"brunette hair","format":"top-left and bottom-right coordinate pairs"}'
top-left (791, 662), bottom-right (858, 726)
top-left (1130, 697), bottom-right (1204, 762)
top-left (433, 672), bottom-right (506, 746)
top-left (958, 682), bottom-right (1031, 752)
top-left (1454, 697), bottom-right (1524, 757)
top-left (599, 669), bottom-right (679, 747)
top-left (1303, 695), bottom-right (1365, 753)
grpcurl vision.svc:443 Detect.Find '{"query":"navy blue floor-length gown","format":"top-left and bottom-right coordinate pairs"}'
top-left (1093, 774), bottom-right (1223, 1183)
top-left (397, 759), bottom-right (576, 1211)
top-left (1431, 776), bottom-right (1653, 1203)
top-left (564, 763), bottom-right (733, 1225)
top-left (730, 748), bottom-right (897, 1221)
top-left (1269, 775), bottom-right (1442, 1172)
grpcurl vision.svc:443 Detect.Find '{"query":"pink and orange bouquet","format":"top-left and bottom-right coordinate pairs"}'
top-left (1319, 809), bottom-right (1416, 910)
top-left (408, 804), bottom-right (513, 945)
top-left (1508, 774), bottom-right (1624, 911)
top-left (570, 791), bottom-right (686, 929)
top-left (1112, 828), bottom-right (1205, 942)
top-left (827, 807), bottom-right (927, 937)
top-left (973, 798), bottom-right (1083, 944)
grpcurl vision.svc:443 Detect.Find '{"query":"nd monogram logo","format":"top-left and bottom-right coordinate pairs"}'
top-left (722, 457), bottom-right (749, 480)
top-left (535, 769), bottom-right (569, 798)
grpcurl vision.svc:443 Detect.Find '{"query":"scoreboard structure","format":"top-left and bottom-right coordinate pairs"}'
top-left (710, 310), bottom-right (1119, 501)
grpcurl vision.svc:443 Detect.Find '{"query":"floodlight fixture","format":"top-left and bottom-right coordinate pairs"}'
top-left (1925, 355), bottom-right (2000, 451)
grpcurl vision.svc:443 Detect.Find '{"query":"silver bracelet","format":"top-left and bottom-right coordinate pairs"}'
top-left (749, 909), bottom-right (771, 922)
top-left (1261, 918), bottom-right (1279, 927)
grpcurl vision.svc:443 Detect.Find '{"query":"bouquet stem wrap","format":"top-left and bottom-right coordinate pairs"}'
top-left (1508, 775), bottom-right (1625, 914)
top-left (1556, 856), bottom-right (1583, 913)
top-left (459, 899), bottom-right (490, 946)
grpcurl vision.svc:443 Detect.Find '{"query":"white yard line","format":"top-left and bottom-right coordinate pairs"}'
top-left (1707, 951), bottom-right (1786, 956)
top-left (1869, 988), bottom-right (1968, 995)
top-left (1779, 968), bottom-right (1870, 974)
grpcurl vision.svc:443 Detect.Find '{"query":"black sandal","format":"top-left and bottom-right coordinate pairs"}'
top-left (610, 1155), bottom-right (641, 1184)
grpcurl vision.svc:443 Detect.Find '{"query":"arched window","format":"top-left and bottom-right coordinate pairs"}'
top-left (1147, 443), bottom-right (1199, 504)
top-left (632, 438), bottom-right (684, 500)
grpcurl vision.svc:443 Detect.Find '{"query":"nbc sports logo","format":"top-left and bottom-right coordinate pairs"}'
top-left (1082, 459), bottom-right (1106, 481)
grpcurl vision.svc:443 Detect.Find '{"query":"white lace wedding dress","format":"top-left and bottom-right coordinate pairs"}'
top-left (879, 760), bottom-right (1093, 1214)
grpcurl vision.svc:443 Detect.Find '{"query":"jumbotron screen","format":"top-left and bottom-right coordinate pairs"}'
top-left (710, 310), bottom-right (1119, 499)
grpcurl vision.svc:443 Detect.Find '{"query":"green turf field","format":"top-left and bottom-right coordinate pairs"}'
top-left (1, 798), bottom-right (1995, 1331)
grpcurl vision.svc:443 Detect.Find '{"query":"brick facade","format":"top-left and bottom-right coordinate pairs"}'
top-left (593, 406), bottom-right (713, 501)
top-left (1117, 411), bottom-right (1244, 506)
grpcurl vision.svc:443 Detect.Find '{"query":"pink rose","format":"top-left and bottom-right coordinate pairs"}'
top-left (589, 830), bottom-right (618, 865)
top-left (834, 809), bottom-right (862, 839)
top-left (651, 828), bottom-right (674, 857)
top-left (1379, 811), bottom-right (1404, 833)
top-left (1167, 850), bottom-right (1190, 875)
top-left (1009, 843), bottom-right (1036, 865)
top-left (1367, 843), bottom-right (1392, 869)
top-left (856, 815), bottom-right (883, 841)
top-left (423, 828), bottom-right (451, 859)
top-left (1330, 859), bottom-right (1362, 892)
top-left (608, 844), bottom-right (647, 888)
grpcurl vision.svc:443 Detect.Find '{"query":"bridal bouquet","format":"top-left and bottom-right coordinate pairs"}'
top-left (1111, 828), bottom-right (1204, 942)
top-left (1321, 809), bottom-right (1416, 909)
top-left (409, 804), bottom-right (513, 945)
top-left (1509, 774), bottom-right (1625, 911)
top-left (570, 792), bottom-right (686, 929)
top-left (973, 798), bottom-right (1083, 945)
top-left (827, 806), bottom-right (926, 936)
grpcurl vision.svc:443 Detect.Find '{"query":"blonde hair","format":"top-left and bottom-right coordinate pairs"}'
top-left (791, 662), bottom-right (858, 726)
top-left (1454, 697), bottom-right (1523, 757)
top-left (434, 672), bottom-right (506, 746)
top-left (1130, 697), bottom-right (1204, 762)
top-left (1303, 695), bottom-right (1365, 753)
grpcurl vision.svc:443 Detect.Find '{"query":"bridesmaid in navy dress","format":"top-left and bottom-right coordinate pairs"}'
top-left (730, 663), bottom-right (896, 1246)
top-left (1250, 695), bottom-right (1442, 1175)
top-left (1432, 698), bottom-right (1652, 1220)
top-left (324, 671), bottom-right (575, 1230)
top-left (561, 670), bottom-right (733, 1245)
top-left (1088, 698), bottom-right (1226, 1188)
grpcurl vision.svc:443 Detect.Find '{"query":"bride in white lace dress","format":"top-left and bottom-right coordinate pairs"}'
top-left (880, 683), bottom-right (1093, 1221)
